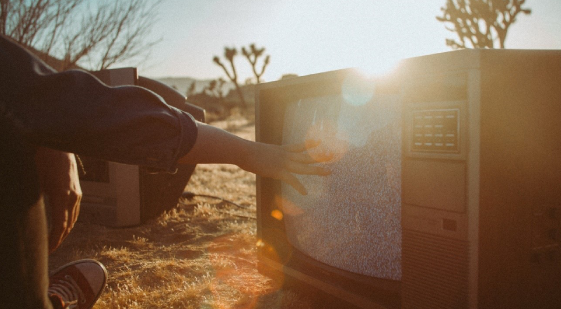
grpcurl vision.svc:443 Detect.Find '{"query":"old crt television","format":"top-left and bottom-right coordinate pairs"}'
top-left (79, 68), bottom-right (205, 227)
top-left (255, 49), bottom-right (561, 309)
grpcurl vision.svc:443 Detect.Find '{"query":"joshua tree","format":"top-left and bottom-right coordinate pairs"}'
top-left (204, 78), bottom-right (226, 102)
top-left (213, 47), bottom-right (246, 107)
top-left (241, 43), bottom-right (270, 83)
top-left (186, 81), bottom-right (197, 98)
top-left (436, 0), bottom-right (531, 49)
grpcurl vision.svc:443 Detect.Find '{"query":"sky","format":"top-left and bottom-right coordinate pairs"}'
top-left (139, 0), bottom-right (561, 82)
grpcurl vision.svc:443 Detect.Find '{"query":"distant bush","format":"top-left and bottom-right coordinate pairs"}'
top-left (187, 83), bottom-right (255, 122)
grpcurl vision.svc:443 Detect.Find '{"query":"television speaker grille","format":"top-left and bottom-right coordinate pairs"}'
top-left (402, 229), bottom-right (469, 309)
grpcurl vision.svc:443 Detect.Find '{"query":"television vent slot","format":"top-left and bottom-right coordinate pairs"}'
top-left (402, 229), bottom-right (469, 309)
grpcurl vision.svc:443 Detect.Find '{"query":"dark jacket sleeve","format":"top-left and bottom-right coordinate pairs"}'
top-left (0, 35), bottom-right (198, 172)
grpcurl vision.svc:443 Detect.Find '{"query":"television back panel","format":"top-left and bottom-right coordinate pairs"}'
top-left (400, 49), bottom-right (561, 309)
top-left (79, 68), bottom-right (205, 227)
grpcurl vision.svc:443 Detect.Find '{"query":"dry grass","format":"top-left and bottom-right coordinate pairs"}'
top-left (48, 114), bottom-right (315, 309)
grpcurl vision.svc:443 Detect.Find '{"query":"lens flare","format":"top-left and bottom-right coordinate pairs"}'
top-left (274, 195), bottom-right (304, 216)
top-left (338, 75), bottom-right (400, 148)
top-left (341, 73), bottom-right (375, 107)
top-left (305, 119), bottom-right (349, 163)
top-left (206, 234), bottom-right (275, 309)
top-left (270, 209), bottom-right (284, 221)
top-left (255, 230), bottom-right (291, 288)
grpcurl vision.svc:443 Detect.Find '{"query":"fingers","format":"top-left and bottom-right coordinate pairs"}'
top-left (282, 172), bottom-right (308, 195)
top-left (279, 141), bottom-right (332, 195)
top-left (287, 152), bottom-right (317, 164)
top-left (260, 140), bottom-right (333, 195)
top-left (47, 190), bottom-right (81, 253)
top-left (284, 140), bottom-right (334, 164)
top-left (288, 150), bottom-right (334, 164)
top-left (287, 161), bottom-right (331, 176)
top-left (48, 224), bottom-right (68, 253)
top-left (282, 139), bottom-right (321, 153)
top-left (48, 206), bottom-right (70, 254)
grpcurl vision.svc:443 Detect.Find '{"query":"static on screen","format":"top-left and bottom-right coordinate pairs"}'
top-left (280, 80), bottom-right (402, 280)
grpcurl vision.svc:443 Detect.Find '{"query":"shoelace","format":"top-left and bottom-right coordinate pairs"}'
top-left (48, 275), bottom-right (86, 308)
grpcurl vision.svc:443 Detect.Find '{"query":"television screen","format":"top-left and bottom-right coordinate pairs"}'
top-left (280, 76), bottom-right (402, 280)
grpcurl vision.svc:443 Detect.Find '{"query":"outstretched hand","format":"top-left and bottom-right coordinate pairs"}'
top-left (177, 122), bottom-right (332, 195)
top-left (239, 140), bottom-right (332, 195)
top-left (35, 147), bottom-right (82, 253)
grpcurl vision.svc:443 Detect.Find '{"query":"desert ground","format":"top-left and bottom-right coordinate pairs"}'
top-left (48, 112), bottom-right (325, 309)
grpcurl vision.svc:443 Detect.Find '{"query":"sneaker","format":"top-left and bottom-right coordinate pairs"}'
top-left (48, 259), bottom-right (108, 309)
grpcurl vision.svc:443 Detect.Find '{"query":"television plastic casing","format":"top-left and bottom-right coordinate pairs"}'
top-left (255, 49), bottom-right (561, 309)
top-left (79, 68), bottom-right (205, 227)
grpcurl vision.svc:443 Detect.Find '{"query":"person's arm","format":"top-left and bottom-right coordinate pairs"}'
top-left (2, 35), bottom-right (331, 195)
top-left (178, 122), bottom-right (331, 195)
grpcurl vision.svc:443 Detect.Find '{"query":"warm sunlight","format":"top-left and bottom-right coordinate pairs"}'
top-left (144, 0), bottom-right (449, 80)
top-left (143, 0), bottom-right (561, 82)
top-left (15, 0), bottom-right (558, 308)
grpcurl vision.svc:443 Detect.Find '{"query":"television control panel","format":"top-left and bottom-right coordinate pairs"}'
top-left (411, 109), bottom-right (460, 153)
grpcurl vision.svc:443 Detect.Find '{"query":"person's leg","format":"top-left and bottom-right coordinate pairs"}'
top-left (0, 116), bottom-right (53, 308)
